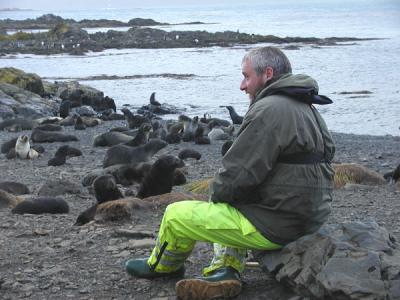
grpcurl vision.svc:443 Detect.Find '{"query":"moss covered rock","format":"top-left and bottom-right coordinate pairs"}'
top-left (0, 67), bottom-right (45, 96)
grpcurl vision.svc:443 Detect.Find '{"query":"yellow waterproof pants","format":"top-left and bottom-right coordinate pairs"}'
top-left (147, 200), bottom-right (281, 275)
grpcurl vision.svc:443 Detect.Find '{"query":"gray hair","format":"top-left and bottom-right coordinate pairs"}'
top-left (242, 46), bottom-right (292, 77)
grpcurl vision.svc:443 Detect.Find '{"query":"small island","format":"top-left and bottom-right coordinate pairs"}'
top-left (0, 14), bottom-right (378, 55)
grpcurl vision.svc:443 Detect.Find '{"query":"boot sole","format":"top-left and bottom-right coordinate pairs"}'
top-left (175, 278), bottom-right (242, 300)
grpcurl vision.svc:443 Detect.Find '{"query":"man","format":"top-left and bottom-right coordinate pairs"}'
top-left (125, 46), bottom-right (335, 300)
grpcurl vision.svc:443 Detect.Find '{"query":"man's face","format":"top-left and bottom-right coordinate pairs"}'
top-left (240, 58), bottom-right (271, 103)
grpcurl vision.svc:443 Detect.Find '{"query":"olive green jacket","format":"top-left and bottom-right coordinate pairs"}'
top-left (210, 74), bottom-right (335, 245)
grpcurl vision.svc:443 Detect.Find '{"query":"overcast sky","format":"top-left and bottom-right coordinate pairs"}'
top-left (1, 0), bottom-right (266, 10)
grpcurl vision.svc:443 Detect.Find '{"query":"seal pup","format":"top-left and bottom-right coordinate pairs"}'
top-left (74, 116), bottom-right (86, 130)
top-left (173, 169), bottom-right (187, 186)
top-left (384, 164), bottom-right (400, 183)
top-left (96, 198), bottom-right (151, 221)
top-left (0, 182), bottom-right (30, 195)
top-left (333, 163), bottom-right (386, 188)
top-left (0, 189), bottom-right (22, 209)
top-left (165, 132), bottom-right (182, 144)
top-left (1, 137), bottom-right (18, 154)
top-left (35, 124), bottom-right (63, 132)
top-left (11, 197), bottom-right (69, 214)
top-left (121, 108), bottom-right (150, 129)
top-left (149, 92), bottom-right (161, 106)
top-left (55, 145), bottom-right (82, 157)
top-left (194, 126), bottom-right (211, 145)
top-left (0, 118), bottom-right (38, 131)
top-left (48, 145), bottom-right (82, 166)
top-left (93, 131), bottom-right (133, 147)
top-left (179, 115), bottom-right (198, 142)
top-left (81, 116), bottom-right (102, 127)
top-left (199, 114), bottom-right (231, 127)
top-left (124, 123), bottom-right (153, 147)
top-left (103, 138), bottom-right (168, 168)
top-left (15, 135), bottom-right (39, 159)
top-left (223, 105), bottom-right (244, 124)
top-left (178, 149), bottom-right (201, 160)
top-left (75, 203), bottom-right (97, 226)
top-left (31, 128), bottom-right (78, 143)
top-left (137, 155), bottom-right (185, 198)
top-left (93, 175), bottom-right (124, 204)
top-left (59, 100), bottom-right (71, 118)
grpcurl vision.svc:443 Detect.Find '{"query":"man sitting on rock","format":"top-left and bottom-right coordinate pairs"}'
top-left (125, 46), bottom-right (335, 300)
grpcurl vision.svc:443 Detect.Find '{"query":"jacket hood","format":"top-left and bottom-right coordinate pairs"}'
top-left (254, 74), bottom-right (333, 105)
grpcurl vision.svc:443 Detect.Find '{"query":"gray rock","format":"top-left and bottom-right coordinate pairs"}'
top-left (38, 179), bottom-right (87, 196)
top-left (72, 105), bottom-right (97, 116)
top-left (258, 221), bottom-right (400, 300)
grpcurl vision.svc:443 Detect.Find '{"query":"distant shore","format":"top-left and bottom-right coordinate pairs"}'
top-left (0, 14), bottom-right (379, 55)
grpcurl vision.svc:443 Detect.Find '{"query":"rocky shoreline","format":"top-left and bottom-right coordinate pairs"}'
top-left (0, 14), bottom-right (379, 55)
top-left (0, 118), bottom-right (399, 299)
top-left (0, 68), bottom-right (399, 299)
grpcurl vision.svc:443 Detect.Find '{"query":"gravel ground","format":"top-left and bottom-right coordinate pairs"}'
top-left (0, 119), bottom-right (399, 300)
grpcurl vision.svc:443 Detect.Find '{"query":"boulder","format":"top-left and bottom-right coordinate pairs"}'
top-left (56, 81), bottom-right (116, 112)
top-left (0, 67), bottom-right (45, 96)
top-left (0, 82), bottom-right (58, 119)
top-left (258, 221), bottom-right (400, 300)
top-left (38, 179), bottom-right (87, 197)
top-left (47, 23), bottom-right (89, 40)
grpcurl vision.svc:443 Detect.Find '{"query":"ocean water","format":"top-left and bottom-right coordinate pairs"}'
top-left (1, 0), bottom-right (399, 136)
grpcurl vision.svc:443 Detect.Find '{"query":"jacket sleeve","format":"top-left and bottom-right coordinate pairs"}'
top-left (209, 103), bottom-right (283, 204)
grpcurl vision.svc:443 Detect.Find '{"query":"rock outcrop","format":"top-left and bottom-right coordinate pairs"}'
top-left (258, 221), bottom-right (400, 299)
top-left (0, 67), bottom-right (116, 121)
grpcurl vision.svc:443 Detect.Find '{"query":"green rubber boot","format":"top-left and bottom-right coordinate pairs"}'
top-left (175, 267), bottom-right (242, 300)
top-left (125, 258), bottom-right (185, 279)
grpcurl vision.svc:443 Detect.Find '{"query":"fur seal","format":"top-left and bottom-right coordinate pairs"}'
top-left (124, 123), bottom-right (153, 147)
top-left (178, 149), bottom-right (201, 160)
top-left (15, 135), bottom-right (39, 159)
top-left (96, 198), bottom-right (151, 221)
top-left (81, 116), bottom-right (102, 127)
top-left (179, 115), bottom-right (198, 142)
top-left (48, 155), bottom-right (66, 166)
top-left (103, 138), bottom-right (168, 168)
top-left (93, 131), bottom-right (134, 147)
top-left (35, 124), bottom-right (63, 132)
top-left (48, 145), bottom-right (82, 166)
top-left (1, 137), bottom-right (18, 154)
top-left (194, 126), bottom-right (211, 145)
top-left (384, 164), bottom-right (400, 183)
top-left (137, 155), bottom-right (185, 198)
top-left (74, 116), bottom-right (86, 130)
top-left (173, 169), bottom-right (187, 186)
top-left (55, 145), bottom-right (82, 157)
top-left (31, 128), bottom-right (78, 143)
top-left (0, 182), bottom-right (30, 195)
top-left (0, 189), bottom-right (22, 209)
top-left (165, 132), bottom-right (181, 144)
top-left (224, 105), bottom-right (244, 124)
top-left (0, 118), bottom-right (38, 131)
top-left (93, 175), bottom-right (124, 204)
top-left (11, 197), bottom-right (69, 214)
top-left (121, 108), bottom-right (150, 129)
top-left (75, 203), bottom-right (97, 226)
top-left (59, 100), bottom-right (71, 118)
top-left (199, 114), bottom-right (231, 127)
top-left (333, 163), bottom-right (386, 188)
top-left (149, 92), bottom-right (161, 106)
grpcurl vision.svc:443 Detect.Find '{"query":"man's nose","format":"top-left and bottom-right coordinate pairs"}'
top-left (240, 80), bottom-right (246, 91)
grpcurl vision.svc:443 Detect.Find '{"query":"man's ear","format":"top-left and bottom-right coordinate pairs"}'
top-left (263, 66), bottom-right (274, 82)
